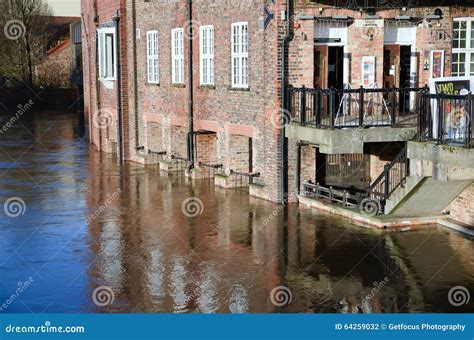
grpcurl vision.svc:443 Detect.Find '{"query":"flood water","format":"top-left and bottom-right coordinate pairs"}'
top-left (0, 111), bottom-right (473, 313)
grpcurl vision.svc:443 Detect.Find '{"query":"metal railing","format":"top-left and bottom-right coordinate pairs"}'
top-left (366, 146), bottom-right (409, 212)
top-left (419, 92), bottom-right (474, 148)
top-left (303, 181), bottom-right (361, 208)
top-left (288, 86), bottom-right (424, 129)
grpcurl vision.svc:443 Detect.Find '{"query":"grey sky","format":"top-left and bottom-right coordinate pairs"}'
top-left (46, 0), bottom-right (81, 16)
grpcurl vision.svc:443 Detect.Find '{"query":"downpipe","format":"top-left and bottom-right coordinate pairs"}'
top-left (186, 0), bottom-right (195, 171)
top-left (280, 0), bottom-right (294, 204)
top-left (114, 12), bottom-right (124, 162)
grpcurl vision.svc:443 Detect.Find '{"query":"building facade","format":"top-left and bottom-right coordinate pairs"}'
top-left (81, 0), bottom-right (474, 228)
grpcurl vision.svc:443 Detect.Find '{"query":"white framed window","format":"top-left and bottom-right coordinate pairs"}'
top-left (231, 22), bottom-right (248, 88)
top-left (452, 17), bottom-right (474, 76)
top-left (147, 30), bottom-right (159, 83)
top-left (171, 28), bottom-right (184, 84)
top-left (200, 25), bottom-right (215, 85)
top-left (97, 27), bottom-right (117, 80)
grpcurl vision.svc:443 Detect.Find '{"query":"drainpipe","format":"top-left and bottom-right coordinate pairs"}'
top-left (296, 141), bottom-right (301, 195)
top-left (132, 0), bottom-right (141, 151)
top-left (114, 12), bottom-right (124, 162)
top-left (280, 0), bottom-right (293, 203)
top-left (187, 0), bottom-right (195, 170)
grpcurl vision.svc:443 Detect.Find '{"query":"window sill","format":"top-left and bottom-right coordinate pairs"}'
top-left (146, 82), bottom-right (160, 87)
top-left (199, 85), bottom-right (216, 90)
top-left (172, 83), bottom-right (185, 88)
top-left (98, 78), bottom-right (115, 90)
top-left (228, 86), bottom-right (250, 92)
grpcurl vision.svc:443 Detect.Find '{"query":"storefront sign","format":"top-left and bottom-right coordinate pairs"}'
top-left (430, 50), bottom-right (444, 79)
top-left (361, 56), bottom-right (376, 87)
top-left (429, 76), bottom-right (474, 138)
top-left (331, 0), bottom-right (418, 9)
top-left (355, 19), bottom-right (384, 28)
top-left (315, 38), bottom-right (342, 43)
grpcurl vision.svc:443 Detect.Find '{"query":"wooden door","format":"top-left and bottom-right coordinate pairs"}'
top-left (383, 45), bottom-right (401, 88)
top-left (314, 45), bottom-right (328, 88)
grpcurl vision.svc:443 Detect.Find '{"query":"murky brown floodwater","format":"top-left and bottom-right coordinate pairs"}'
top-left (0, 111), bottom-right (473, 313)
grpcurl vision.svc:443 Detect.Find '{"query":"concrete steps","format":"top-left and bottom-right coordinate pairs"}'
top-left (385, 176), bottom-right (425, 214)
top-left (388, 177), bottom-right (472, 217)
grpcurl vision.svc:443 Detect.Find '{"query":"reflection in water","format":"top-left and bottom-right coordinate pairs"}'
top-left (0, 111), bottom-right (473, 313)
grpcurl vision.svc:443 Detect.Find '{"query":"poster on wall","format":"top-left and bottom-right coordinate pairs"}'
top-left (428, 76), bottom-right (474, 139)
top-left (361, 56), bottom-right (376, 88)
top-left (430, 50), bottom-right (444, 79)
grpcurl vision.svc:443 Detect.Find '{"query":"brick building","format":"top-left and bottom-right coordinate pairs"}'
top-left (81, 0), bottom-right (474, 227)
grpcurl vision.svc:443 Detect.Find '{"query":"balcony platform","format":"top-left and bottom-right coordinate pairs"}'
top-left (286, 124), bottom-right (416, 154)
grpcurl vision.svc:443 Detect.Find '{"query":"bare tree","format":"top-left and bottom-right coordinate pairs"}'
top-left (0, 0), bottom-right (52, 87)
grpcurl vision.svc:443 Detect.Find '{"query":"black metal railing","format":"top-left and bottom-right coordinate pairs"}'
top-left (366, 146), bottom-right (409, 212)
top-left (419, 92), bottom-right (474, 148)
top-left (303, 181), bottom-right (361, 208)
top-left (288, 86), bottom-right (424, 129)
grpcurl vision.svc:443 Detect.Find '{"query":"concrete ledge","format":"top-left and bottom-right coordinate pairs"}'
top-left (286, 125), bottom-right (416, 154)
top-left (185, 167), bottom-right (214, 180)
top-left (408, 141), bottom-right (474, 181)
top-left (437, 218), bottom-right (474, 237)
top-left (299, 196), bottom-right (440, 229)
top-left (215, 174), bottom-right (248, 189)
top-left (158, 160), bottom-right (186, 173)
top-left (128, 153), bottom-right (160, 165)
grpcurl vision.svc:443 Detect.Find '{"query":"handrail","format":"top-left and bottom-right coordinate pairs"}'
top-left (366, 146), bottom-right (409, 211)
top-left (303, 181), bottom-right (360, 208)
top-left (287, 85), bottom-right (425, 129)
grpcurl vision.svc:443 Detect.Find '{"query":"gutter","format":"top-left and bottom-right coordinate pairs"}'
top-left (114, 12), bottom-right (124, 162)
top-left (280, 0), bottom-right (294, 203)
top-left (187, 0), bottom-right (195, 170)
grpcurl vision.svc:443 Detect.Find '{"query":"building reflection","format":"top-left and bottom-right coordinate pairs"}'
top-left (85, 154), bottom-right (474, 313)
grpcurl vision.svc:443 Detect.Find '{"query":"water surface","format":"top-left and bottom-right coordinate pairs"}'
top-left (0, 111), bottom-right (473, 313)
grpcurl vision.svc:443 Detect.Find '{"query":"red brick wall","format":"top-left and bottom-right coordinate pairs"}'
top-left (81, 0), bottom-right (131, 157)
top-left (130, 0), bottom-right (285, 202)
top-left (290, 2), bottom-right (474, 90)
top-left (448, 183), bottom-right (474, 226)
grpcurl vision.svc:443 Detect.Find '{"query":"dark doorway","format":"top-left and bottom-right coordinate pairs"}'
top-left (399, 45), bottom-right (412, 112)
top-left (328, 46), bottom-right (344, 89)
